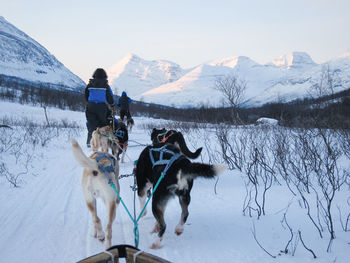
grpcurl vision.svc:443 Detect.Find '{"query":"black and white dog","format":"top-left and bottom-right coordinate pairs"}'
top-left (127, 117), bottom-right (134, 132)
top-left (111, 121), bottom-right (129, 163)
top-left (135, 143), bottom-right (226, 249)
top-left (151, 128), bottom-right (202, 159)
top-left (108, 119), bottom-right (129, 163)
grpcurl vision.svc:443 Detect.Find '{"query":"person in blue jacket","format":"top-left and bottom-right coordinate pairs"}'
top-left (117, 91), bottom-right (132, 121)
top-left (85, 68), bottom-right (115, 147)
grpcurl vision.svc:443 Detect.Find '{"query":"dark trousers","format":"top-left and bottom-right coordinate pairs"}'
top-left (120, 109), bottom-right (131, 122)
top-left (85, 102), bottom-right (108, 145)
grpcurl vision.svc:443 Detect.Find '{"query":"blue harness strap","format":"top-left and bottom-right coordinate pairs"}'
top-left (115, 129), bottom-right (124, 139)
top-left (149, 145), bottom-right (182, 175)
top-left (95, 152), bottom-right (116, 184)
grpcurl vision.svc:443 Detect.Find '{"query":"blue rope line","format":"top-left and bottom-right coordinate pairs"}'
top-left (103, 146), bottom-right (182, 248)
top-left (109, 172), bottom-right (165, 248)
top-left (109, 182), bottom-right (140, 247)
top-left (136, 172), bottom-right (165, 222)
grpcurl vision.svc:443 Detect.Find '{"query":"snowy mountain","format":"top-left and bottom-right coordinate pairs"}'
top-left (271, 51), bottom-right (317, 69)
top-left (1, 15), bottom-right (349, 108)
top-left (108, 53), bottom-right (187, 97)
top-left (0, 16), bottom-right (85, 92)
top-left (108, 52), bottom-right (350, 108)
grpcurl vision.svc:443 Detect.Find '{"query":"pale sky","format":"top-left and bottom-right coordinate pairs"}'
top-left (1, 0), bottom-right (350, 83)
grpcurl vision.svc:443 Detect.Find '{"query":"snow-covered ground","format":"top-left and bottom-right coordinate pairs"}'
top-left (0, 101), bottom-right (349, 263)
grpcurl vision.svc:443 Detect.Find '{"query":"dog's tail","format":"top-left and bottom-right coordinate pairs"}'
top-left (181, 162), bottom-right (226, 179)
top-left (70, 138), bottom-right (98, 170)
top-left (175, 133), bottom-right (203, 159)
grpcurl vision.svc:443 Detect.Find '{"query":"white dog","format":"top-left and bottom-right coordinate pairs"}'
top-left (90, 125), bottom-right (114, 153)
top-left (70, 138), bottom-right (120, 249)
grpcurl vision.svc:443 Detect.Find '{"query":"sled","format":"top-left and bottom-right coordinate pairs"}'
top-left (77, 244), bottom-right (171, 263)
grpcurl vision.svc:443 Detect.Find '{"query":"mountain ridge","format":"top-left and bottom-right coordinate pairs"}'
top-left (107, 53), bottom-right (186, 96)
top-left (1, 16), bottom-right (349, 108)
top-left (108, 51), bottom-right (350, 107)
top-left (0, 16), bottom-right (85, 92)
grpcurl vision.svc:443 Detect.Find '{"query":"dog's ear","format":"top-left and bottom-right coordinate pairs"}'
top-left (153, 128), bottom-right (156, 132)
top-left (162, 128), bottom-right (166, 132)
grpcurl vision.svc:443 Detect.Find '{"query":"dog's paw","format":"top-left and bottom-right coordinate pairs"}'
top-left (150, 238), bottom-right (162, 249)
top-left (175, 224), bottom-right (184, 235)
top-left (97, 232), bottom-right (105, 242)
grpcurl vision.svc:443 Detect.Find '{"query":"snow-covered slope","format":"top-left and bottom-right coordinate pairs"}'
top-left (108, 53), bottom-right (186, 97)
top-left (271, 51), bottom-right (317, 69)
top-left (0, 16), bottom-right (85, 91)
top-left (108, 52), bottom-right (350, 108)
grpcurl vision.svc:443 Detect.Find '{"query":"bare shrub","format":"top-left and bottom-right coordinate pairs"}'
top-left (214, 120), bottom-right (349, 254)
top-left (215, 125), bottom-right (277, 218)
top-left (214, 74), bottom-right (247, 124)
top-left (215, 124), bottom-right (249, 171)
top-left (0, 116), bottom-right (83, 186)
top-left (337, 198), bottom-right (350, 232)
top-left (338, 129), bottom-right (350, 161)
top-left (273, 127), bottom-right (296, 195)
top-left (242, 127), bottom-right (277, 218)
top-left (273, 125), bottom-right (349, 251)
top-left (312, 128), bottom-right (348, 251)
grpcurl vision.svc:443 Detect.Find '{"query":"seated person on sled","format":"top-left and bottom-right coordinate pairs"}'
top-left (85, 68), bottom-right (115, 148)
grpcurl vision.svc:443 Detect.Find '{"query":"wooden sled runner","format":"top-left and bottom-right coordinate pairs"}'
top-left (77, 244), bottom-right (171, 263)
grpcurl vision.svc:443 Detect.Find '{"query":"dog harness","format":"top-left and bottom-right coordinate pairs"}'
top-left (114, 129), bottom-right (129, 148)
top-left (149, 145), bottom-right (182, 174)
top-left (114, 129), bottom-right (125, 139)
top-left (157, 131), bottom-right (174, 143)
top-left (98, 129), bottom-right (117, 143)
top-left (95, 153), bottom-right (116, 184)
top-left (102, 146), bottom-right (183, 249)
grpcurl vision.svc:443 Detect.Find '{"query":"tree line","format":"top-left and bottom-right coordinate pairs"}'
top-left (1, 73), bottom-right (349, 129)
